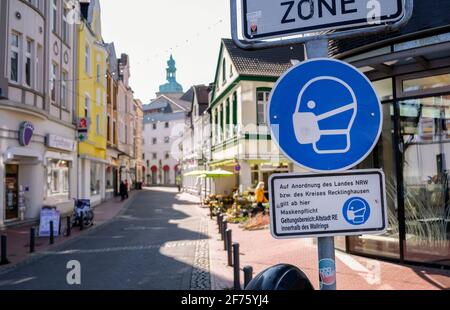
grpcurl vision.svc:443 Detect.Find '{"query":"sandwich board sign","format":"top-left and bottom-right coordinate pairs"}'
top-left (269, 170), bottom-right (387, 239)
top-left (242, 0), bottom-right (405, 41)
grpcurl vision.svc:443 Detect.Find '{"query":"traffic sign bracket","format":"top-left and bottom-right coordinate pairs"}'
top-left (230, 0), bottom-right (414, 50)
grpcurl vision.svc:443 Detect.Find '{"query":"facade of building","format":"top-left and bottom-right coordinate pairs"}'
top-left (134, 98), bottom-right (144, 186)
top-left (105, 42), bottom-right (120, 199)
top-left (182, 85), bottom-right (212, 195)
top-left (115, 53), bottom-right (137, 190)
top-left (325, 0), bottom-right (450, 269)
top-left (143, 55), bottom-right (189, 186)
top-left (76, 0), bottom-right (108, 206)
top-left (208, 39), bottom-right (305, 195)
top-left (0, 0), bottom-right (78, 227)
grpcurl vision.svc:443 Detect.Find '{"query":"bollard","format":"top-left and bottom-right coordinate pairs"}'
top-left (226, 229), bottom-right (233, 267)
top-left (80, 211), bottom-right (84, 231)
top-left (243, 266), bottom-right (254, 289)
top-left (66, 216), bottom-right (71, 237)
top-left (218, 214), bottom-right (223, 234)
top-left (233, 242), bottom-right (241, 290)
top-left (49, 221), bottom-right (54, 245)
top-left (29, 227), bottom-right (36, 253)
top-left (1, 235), bottom-right (10, 265)
top-left (222, 219), bottom-right (228, 250)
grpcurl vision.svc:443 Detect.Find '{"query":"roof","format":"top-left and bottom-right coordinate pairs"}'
top-left (329, 0), bottom-right (450, 57)
top-left (194, 85), bottom-right (210, 106)
top-left (222, 38), bottom-right (304, 77)
top-left (143, 100), bottom-right (169, 111)
top-left (144, 94), bottom-right (191, 113)
top-left (143, 111), bottom-right (187, 124)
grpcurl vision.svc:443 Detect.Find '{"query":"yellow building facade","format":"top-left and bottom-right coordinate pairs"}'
top-left (76, 0), bottom-right (108, 204)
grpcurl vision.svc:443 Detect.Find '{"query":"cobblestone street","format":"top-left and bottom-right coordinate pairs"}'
top-left (0, 188), bottom-right (211, 290)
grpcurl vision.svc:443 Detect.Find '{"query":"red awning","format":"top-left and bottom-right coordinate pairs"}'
top-left (163, 165), bottom-right (170, 172)
top-left (151, 166), bottom-right (158, 173)
top-left (174, 164), bottom-right (180, 171)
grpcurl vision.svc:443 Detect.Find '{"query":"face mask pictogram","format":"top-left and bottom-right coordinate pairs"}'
top-left (292, 77), bottom-right (357, 155)
top-left (346, 198), bottom-right (369, 225)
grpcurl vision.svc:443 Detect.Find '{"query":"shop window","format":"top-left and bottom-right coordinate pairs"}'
top-left (349, 103), bottom-right (400, 259)
top-left (403, 73), bottom-right (450, 93)
top-left (105, 166), bottom-right (114, 190)
top-left (399, 95), bottom-right (450, 266)
top-left (373, 78), bottom-right (394, 101)
top-left (90, 162), bottom-right (102, 196)
top-left (46, 159), bottom-right (70, 204)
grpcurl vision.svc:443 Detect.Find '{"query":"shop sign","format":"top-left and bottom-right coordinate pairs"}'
top-left (269, 170), bottom-right (387, 239)
top-left (46, 134), bottom-right (76, 152)
top-left (19, 121), bottom-right (34, 146)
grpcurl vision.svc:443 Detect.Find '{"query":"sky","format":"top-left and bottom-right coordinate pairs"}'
top-left (101, 0), bottom-right (231, 103)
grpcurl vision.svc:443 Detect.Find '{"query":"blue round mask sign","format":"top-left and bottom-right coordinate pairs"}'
top-left (268, 58), bottom-right (382, 172)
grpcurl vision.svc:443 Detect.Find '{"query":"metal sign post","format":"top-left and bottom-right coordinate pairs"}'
top-left (304, 38), bottom-right (337, 290)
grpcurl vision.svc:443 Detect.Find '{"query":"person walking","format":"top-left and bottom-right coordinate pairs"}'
top-left (124, 179), bottom-right (129, 199)
top-left (119, 181), bottom-right (126, 201)
top-left (254, 182), bottom-right (268, 216)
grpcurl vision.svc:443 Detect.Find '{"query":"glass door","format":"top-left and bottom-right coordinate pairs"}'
top-left (399, 95), bottom-right (450, 266)
top-left (5, 165), bottom-right (19, 220)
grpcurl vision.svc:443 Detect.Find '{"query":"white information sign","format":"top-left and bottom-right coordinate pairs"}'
top-left (242, 0), bottom-right (405, 41)
top-left (269, 169), bottom-right (387, 239)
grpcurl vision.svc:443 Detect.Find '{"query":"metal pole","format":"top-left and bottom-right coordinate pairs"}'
top-left (305, 40), bottom-right (337, 291)
top-left (218, 214), bottom-right (223, 234)
top-left (49, 221), bottom-right (54, 245)
top-left (223, 219), bottom-right (228, 251)
top-left (0, 235), bottom-right (9, 265)
top-left (226, 229), bottom-right (233, 267)
top-left (243, 266), bottom-right (253, 289)
top-left (30, 227), bottom-right (35, 253)
top-left (233, 242), bottom-right (241, 290)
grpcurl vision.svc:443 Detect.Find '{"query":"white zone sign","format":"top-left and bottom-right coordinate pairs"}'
top-left (242, 0), bottom-right (405, 41)
top-left (269, 170), bottom-right (387, 239)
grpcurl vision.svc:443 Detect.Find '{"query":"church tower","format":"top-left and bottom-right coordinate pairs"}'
top-left (158, 55), bottom-right (184, 97)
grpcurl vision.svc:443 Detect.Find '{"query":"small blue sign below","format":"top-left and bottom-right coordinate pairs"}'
top-left (268, 58), bottom-right (382, 172)
top-left (343, 197), bottom-right (371, 226)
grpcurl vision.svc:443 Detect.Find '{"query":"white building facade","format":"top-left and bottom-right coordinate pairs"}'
top-left (0, 0), bottom-right (78, 227)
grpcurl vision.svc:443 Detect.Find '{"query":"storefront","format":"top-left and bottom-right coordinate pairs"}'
top-left (0, 116), bottom-right (77, 227)
top-left (332, 26), bottom-right (450, 268)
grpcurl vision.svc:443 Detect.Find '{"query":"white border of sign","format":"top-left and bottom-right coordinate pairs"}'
top-left (269, 169), bottom-right (388, 239)
top-left (241, 0), bottom-right (405, 42)
top-left (230, 0), bottom-right (414, 50)
top-left (267, 58), bottom-right (383, 173)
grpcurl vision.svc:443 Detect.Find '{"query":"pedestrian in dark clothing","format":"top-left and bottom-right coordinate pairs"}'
top-left (120, 181), bottom-right (126, 201)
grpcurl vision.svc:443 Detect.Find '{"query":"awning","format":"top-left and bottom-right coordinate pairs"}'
top-left (208, 159), bottom-right (237, 168)
top-left (184, 170), bottom-right (208, 177)
top-left (202, 169), bottom-right (235, 179)
top-left (3, 147), bottom-right (43, 164)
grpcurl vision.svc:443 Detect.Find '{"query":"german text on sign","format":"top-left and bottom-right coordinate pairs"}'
top-left (269, 170), bottom-right (387, 239)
